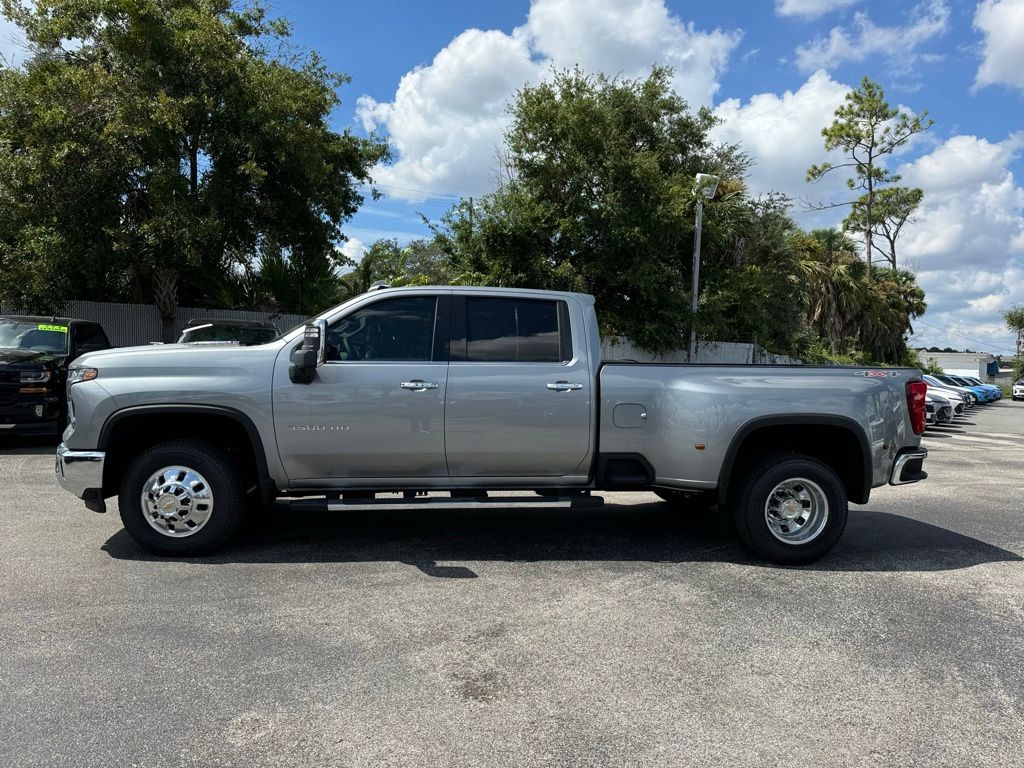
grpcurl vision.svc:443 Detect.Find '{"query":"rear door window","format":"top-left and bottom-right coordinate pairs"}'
top-left (455, 297), bottom-right (571, 363)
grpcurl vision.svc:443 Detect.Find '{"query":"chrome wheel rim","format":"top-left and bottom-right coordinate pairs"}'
top-left (140, 465), bottom-right (214, 538)
top-left (764, 477), bottom-right (829, 544)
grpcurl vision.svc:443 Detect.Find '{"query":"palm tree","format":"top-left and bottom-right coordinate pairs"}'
top-left (797, 228), bottom-right (865, 354)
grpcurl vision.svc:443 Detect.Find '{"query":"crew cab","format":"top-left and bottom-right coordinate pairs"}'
top-left (55, 287), bottom-right (929, 564)
top-left (0, 316), bottom-right (111, 435)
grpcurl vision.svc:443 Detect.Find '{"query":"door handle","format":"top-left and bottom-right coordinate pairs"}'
top-left (546, 381), bottom-right (584, 392)
top-left (400, 380), bottom-right (439, 391)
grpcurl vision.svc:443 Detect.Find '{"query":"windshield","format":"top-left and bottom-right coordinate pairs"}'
top-left (0, 319), bottom-right (69, 353)
top-left (179, 323), bottom-right (279, 346)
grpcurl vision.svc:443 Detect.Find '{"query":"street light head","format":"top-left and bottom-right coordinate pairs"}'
top-left (695, 173), bottom-right (719, 199)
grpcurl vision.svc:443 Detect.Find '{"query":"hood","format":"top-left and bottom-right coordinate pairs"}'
top-left (0, 348), bottom-right (67, 367)
top-left (74, 339), bottom-right (285, 372)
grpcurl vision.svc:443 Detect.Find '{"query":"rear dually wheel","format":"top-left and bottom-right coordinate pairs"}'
top-left (731, 453), bottom-right (848, 565)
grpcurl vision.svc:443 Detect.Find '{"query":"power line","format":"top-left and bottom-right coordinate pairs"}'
top-left (365, 181), bottom-right (463, 203)
top-left (912, 320), bottom-right (1017, 354)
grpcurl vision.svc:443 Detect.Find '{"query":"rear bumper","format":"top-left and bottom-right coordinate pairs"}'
top-left (55, 443), bottom-right (106, 512)
top-left (889, 447), bottom-right (928, 486)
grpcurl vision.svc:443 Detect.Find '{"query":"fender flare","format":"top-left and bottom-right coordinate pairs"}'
top-left (716, 414), bottom-right (872, 506)
top-left (98, 404), bottom-right (274, 504)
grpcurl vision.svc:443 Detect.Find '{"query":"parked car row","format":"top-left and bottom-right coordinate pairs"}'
top-left (921, 372), bottom-right (1005, 426)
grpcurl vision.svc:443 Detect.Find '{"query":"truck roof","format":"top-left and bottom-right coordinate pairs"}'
top-left (366, 285), bottom-right (596, 304)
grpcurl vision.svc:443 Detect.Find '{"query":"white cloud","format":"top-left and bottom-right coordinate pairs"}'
top-left (357, 28), bottom-right (538, 201)
top-left (524, 0), bottom-right (738, 106)
top-left (357, 0), bottom-right (739, 201)
top-left (794, 0), bottom-right (949, 73)
top-left (339, 237), bottom-right (365, 262)
top-left (710, 70), bottom-right (852, 216)
top-left (973, 0), bottom-right (1024, 92)
top-left (898, 134), bottom-right (1024, 353)
top-left (775, 0), bottom-right (860, 19)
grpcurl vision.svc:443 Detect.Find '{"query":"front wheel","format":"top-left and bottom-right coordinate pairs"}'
top-left (118, 439), bottom-right (246, 556)
top-left (731, 453), bottom-right (848, 565)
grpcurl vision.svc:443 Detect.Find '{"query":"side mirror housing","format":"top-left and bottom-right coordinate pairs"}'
top-left (289, 322), bottom-right (325, 384)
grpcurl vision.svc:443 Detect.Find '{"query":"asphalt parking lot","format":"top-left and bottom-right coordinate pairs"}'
top-left (1, 402), bottom-right (1022, 767)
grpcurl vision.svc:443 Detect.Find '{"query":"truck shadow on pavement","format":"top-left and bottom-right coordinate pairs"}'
top-left (102, 501), bottom-right (1022, 576)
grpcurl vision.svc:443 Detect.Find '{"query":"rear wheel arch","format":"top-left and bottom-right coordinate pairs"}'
top-left (98, 405), bottom-right (272, 503)
top-left (718, 415), bottom-right (872, 507)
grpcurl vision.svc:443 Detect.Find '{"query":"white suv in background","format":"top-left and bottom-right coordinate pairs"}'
top-left (1013, 379), bottom-right (1024, 401)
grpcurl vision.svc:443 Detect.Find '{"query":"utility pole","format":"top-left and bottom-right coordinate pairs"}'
top-left (688, 174), bottom-right (719, 362)
top-left (688, 198), bottom-right (704, 362)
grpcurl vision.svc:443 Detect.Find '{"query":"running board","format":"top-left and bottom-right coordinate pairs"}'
top-left (287, 494), bottom-right (604, 513)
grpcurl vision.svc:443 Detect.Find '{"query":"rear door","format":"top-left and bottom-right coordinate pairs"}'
top-left (444, 294), bottom-right (593, 478)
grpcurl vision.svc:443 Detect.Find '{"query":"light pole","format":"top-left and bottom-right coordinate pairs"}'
top-left (688, 173), bottom-right (719, 362)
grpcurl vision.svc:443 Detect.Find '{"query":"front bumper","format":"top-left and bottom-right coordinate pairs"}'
top-left (55, 443), bottom-right (106, 512)
top-left (889, 446), bottom-right (928, 486)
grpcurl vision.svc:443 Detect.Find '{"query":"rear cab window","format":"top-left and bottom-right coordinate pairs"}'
top-left (451, 296), bottom-right (572, 363)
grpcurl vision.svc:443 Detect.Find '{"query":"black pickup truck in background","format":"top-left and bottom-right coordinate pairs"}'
top-left (0, 316), bottom-right (111, 436)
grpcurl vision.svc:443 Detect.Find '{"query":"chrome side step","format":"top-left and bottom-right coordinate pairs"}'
top-left (288, 494), bottom-right (604, 513)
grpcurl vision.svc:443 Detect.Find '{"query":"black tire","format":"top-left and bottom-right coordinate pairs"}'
top-left (118, 439), bottom-right (246, 556)
top-left (731, 453), bottom-right (847, 565)
top-left (653, 488), bottom-right (717, 511)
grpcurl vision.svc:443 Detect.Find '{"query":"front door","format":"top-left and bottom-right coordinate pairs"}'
top-left (273, 293), bottom-right (450, 483)
top-left (444, 295), bottom-right (593, 478)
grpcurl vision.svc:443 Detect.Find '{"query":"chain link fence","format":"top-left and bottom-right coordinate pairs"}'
top-left (601, 336), bottom-right (802, 365)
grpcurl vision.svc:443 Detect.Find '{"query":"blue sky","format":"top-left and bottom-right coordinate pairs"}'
top-left (2, 0), bottom-right (1022, 352)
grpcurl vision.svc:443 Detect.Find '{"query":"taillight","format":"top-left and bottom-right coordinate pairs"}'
top-left (907, 380), bottom-right (927, 435)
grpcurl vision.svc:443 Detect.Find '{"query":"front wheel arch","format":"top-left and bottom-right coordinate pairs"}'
top-left (99, 405), bottom-right (272, 504)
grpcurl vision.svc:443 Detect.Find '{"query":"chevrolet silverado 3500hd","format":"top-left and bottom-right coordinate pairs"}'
top-left (55, 287), bottom-right (928, 564)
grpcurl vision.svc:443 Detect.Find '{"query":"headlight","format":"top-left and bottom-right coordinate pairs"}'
top-left (19, 369), bottom-right (52, 383)
top-left (67, 367), bottom-right (98, 385)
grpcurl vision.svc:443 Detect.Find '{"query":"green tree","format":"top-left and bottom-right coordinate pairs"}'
top-left (0, 0), bottom-right (387, 338)
top-left (806, 77), bottom-right (931, 275)
top-left (794, 227), bottom-right (926, 364)
top-left (431, 67), bottom-right (760, 352)
top-left (795, 228), bottom-right (867, 354)
top-left (844, 186), bottom-right (923, 269)
top-left (1004, 304), bottom-right (1024, 381)
top-left (338, 237), bottom-right (453, 298)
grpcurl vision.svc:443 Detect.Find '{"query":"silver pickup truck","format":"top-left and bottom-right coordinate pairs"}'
top-left (55, 286), bottom-right (929, 564)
